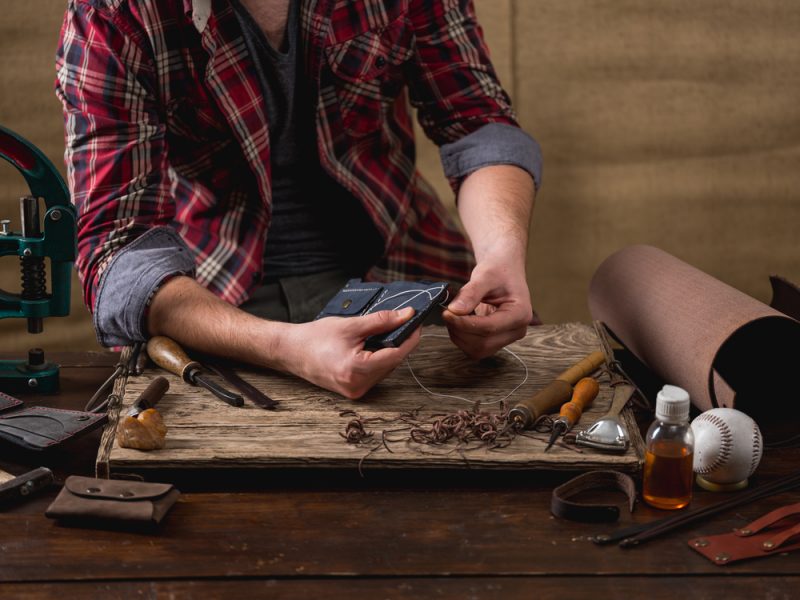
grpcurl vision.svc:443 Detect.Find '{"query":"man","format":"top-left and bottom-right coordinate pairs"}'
top-left (56, 0), bottom-right (542, 399)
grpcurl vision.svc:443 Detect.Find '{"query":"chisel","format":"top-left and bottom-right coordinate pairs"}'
top-left (146, 336), bottom-right (244, 407)
top-left (127, 376), bottom-right (170, 417)
top-left (206, 363), bottom-right (279, 410)
top-left (545, 377), bottom-right (600, 451)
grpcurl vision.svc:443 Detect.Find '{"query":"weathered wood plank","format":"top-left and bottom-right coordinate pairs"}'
top-left (99, 324), bottom-right (644, 475)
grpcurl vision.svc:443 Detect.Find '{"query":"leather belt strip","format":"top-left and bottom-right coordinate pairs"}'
top-left (551, 470), bottom-right (637, 523)
top-left (593, 470), bottom-right (800, 547)
top-left (689, 502), bottom-right (800, 565)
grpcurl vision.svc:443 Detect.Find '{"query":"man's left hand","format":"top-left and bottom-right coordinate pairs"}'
top-left (442, 255), bottom-right (535, 360)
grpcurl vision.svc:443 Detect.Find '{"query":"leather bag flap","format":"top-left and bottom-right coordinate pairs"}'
top-left (64, 476), bottom-right (173, 501)
top-left (317, 280), bottom-right (384, 317)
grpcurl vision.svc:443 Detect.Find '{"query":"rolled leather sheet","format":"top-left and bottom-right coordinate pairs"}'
top-left (589, 245), bottom-right (800, 440)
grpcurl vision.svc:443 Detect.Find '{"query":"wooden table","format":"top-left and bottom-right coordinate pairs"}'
top-left (1, 352), bottom-right (798, 599)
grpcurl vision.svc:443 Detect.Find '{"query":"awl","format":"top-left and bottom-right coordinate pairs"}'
top-left (146, 336), bottom-right (244, 407)
top-left (509, 351), bottom-right (605, 429)
top-left (545, 377), bottom-right (600, 451)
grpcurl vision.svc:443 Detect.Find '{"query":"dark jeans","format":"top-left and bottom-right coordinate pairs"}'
top-left (239, 269), bottom-right (351, 323)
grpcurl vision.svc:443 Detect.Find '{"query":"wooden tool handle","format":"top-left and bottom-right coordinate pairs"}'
top-left (555, 351), bottom-right (605, 385)
top-left (146, 336), bottom-right (200, 382)
top-left (559, 377), bottom-right (600, 425)
top-left (134, 376), bottom-right (170, 412)
top-left (509, 379), bottom-right (573, 428)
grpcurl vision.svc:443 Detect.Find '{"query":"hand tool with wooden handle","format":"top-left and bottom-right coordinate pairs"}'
top-left (545, 377), bottom-right (600, 451)
top-left (509, 350), bottom-right (605, 429)
top-left (0, 466), bottom-right (53, 504)
top-left (127, 376), bottom-right (170, 417)
top-left (146, 336), bottom-right (244, 407)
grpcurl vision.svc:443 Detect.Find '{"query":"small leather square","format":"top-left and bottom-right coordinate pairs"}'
top-left (46, 476), bottom-right (180, 525)
top-left (316, 279), bottom-right (384, 317)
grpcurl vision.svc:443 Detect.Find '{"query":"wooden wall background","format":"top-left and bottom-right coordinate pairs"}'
top-left (1, 1), bottom-right (798, 352)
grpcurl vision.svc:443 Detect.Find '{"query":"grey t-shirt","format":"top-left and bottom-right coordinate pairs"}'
top-left (233, 0), bottom-right (383, 280)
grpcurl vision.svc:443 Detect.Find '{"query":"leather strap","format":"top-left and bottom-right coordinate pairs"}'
top-left (551, 470), bottom-right (637, 523)
top-left (689, 502), bottom-right (800, 565)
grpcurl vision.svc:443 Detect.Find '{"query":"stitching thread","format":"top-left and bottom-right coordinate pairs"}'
top-left (695, 413), bottom-right (734, 475)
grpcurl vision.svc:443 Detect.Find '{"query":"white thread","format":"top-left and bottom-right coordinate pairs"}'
top-left (406, 333), bottom-right (529, 405)
top-left (438, 288), bottom-right (450, 307)
top-left (366, 285), bottom-right (447, 314)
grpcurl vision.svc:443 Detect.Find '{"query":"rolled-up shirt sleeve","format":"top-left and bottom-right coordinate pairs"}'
top-left (440, 123), bottom-right (543, 192)
top-left (93, 227), bottom-right (196, 347)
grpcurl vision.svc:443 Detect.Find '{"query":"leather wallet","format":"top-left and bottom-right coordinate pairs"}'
top-left (316, 278), bottom-right (448, 349)
top-left (46, 476), bottom-right (180, 525)
top-left (0, 391), bottom-right (107, 451)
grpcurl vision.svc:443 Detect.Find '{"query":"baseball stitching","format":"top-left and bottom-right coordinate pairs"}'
top-left (750, 423), bottom-right (763, 476)
top-left (695, 413), bottom-right (733, 475)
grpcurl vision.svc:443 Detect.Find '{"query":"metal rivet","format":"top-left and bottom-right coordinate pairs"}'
top-left (693, 539), bottom-right (709, 548)
top-left (715, 553), bottom-right (730, 563)
top-left (77, 415), bottom-right (90, 421)
top-left (738, 528), bottom-right (752, 536)
top-left (763, 541), bottom-right (775, 550)
top-left (23, 248), bottom-right (32, 257)
top-left (20, 481), bottom-right (34, 496)
top-left (119, 491), bottom-right (135, 498)
top-left (86, 487), bottom-right (101, 493)
top-left (342, 299), bottom-right (352, 309)
top-left (27, 378), bottom-right (38, 388)
top-left (50, 209), bottom-right (62, 221)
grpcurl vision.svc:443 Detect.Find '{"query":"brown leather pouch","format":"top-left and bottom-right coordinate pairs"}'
top-left (689, 502), bottom-right (800, 565)
top-left (45, 476), bottom-right (179, 525)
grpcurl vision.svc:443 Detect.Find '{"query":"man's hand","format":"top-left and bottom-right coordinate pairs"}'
top-left (277, 308), bottom-right (421, 399)
top-left (443, 256), bottom-right (533, 360)
top-left (147, 276), bottom-right (419, 400)
top-left (446, 163), bottom-right (537, 359)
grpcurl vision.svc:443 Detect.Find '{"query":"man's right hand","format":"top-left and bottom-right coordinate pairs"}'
top-left (274, 308), bottom-right (420, 400)
top-left (147, 276), bottom-right (419, 401)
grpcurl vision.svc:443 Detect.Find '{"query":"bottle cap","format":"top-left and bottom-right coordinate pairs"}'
top-left (655, 385), bottom-right (691, 422)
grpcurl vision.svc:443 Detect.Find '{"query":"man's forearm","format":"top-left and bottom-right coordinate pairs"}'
top-left (145, 274), bottom-right (421, 400)
top-left (457, 164), bottom-right (535, 265)
top-left (146, 276), bottom-right (291, 372)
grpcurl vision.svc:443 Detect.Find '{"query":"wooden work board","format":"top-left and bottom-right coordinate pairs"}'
top-left (96, 323), bottom-right (645, 477)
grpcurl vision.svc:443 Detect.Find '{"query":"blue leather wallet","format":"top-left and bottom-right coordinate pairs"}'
top-left (316, 278), bottom-right (449, 349)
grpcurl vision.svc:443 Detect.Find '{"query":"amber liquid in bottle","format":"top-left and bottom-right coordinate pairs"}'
top-left (643, 440), bottom-right (694, 509)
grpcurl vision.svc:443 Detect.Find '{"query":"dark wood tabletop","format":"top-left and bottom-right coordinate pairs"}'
top-left (1, 352), bottom-right (798, 599)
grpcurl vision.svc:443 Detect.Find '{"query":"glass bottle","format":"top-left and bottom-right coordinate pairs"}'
top-left (642, 385), bottom-right (694, 510)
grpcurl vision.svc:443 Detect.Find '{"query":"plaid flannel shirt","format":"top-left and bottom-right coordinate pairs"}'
top-left (56, 0), bottom-right (541, 345)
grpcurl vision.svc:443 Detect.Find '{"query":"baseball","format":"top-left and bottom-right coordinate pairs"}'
top-left (691, 408), bottom-right (763, 489)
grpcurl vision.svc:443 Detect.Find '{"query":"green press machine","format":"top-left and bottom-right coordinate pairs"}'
top-left (0, 125), bottom-right (77, 393)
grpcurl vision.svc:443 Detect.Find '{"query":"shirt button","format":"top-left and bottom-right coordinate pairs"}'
top-left (375, 55), bottom-right (386, 69)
